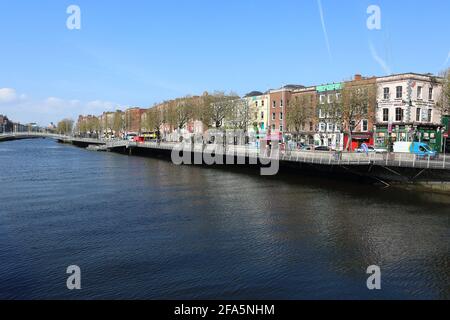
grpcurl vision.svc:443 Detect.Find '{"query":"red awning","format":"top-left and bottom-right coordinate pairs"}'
top-left (352, 134), bottom-right (372, 140)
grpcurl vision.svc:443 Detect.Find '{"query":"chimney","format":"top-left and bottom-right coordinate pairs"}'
top-left (354, 74), bottom-right (362, 81)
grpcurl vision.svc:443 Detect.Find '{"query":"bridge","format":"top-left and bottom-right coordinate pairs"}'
top-left (0, 132), bottom-right (68, 142)
top-left (0, 132), bottom-right (104, 145)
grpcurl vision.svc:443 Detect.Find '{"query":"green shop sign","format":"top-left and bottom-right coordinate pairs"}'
top-left (316, 83), bottom-right (343, 92)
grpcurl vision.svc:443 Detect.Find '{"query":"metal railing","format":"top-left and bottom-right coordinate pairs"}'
top-left (128, 141), bottom-right (449, 170)
top-left (5, 133), bottom-right (446, 170)
top-left (0, 132), bottom-right (68, 139)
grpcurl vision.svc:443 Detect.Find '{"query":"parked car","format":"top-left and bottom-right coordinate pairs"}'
top-left (355, 145), bottom-right (388, 154)
top-left (300, 145), bottom-right (314, 151)
top-left (314, 146), bottom-right (332, 152)
top-left (133, 136), bottom-right (145, 143)
top-left (126, 133), bottom-right (138, 141)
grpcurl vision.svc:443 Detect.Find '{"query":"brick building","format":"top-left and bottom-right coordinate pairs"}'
top-left (124, 107), bottom-right (145, 133)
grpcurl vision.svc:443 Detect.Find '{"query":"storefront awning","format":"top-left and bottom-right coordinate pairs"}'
top-left (352, 134), bottom-right (372, 140)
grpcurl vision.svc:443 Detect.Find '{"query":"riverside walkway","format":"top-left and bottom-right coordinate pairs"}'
top-left (2, 133), bottom-right (450, 185)
top-left (2, 132), bottom-right (448, 171)
top-left (116, 140), bottom-right (450, 171)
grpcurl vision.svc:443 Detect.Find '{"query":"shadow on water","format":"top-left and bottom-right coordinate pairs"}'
top-left (115, 147), bottom-right (450, 208)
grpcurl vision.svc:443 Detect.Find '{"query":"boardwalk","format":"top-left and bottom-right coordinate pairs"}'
top-left (2, 133), bottom-right (449, 171)
top-left (120, 141), bottom-right (450, 171)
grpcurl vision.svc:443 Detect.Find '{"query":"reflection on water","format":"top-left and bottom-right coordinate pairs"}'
top-left (0, 139), bottom-right (448, 299)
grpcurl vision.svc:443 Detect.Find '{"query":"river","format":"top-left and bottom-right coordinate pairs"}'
top-left (0, 138), bottom-right (448, 299)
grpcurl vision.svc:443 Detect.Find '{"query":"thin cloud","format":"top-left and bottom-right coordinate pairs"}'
top-left (0, 88), bottom-right (18, 104)
top-left (317, 0), bottom-right (332, 62)
top-left (370, 41), bottom-right (392, 75)
top-left (0, 88), bottom-right (123, 125)
top-left (441, 51), bottom-right (450, 69)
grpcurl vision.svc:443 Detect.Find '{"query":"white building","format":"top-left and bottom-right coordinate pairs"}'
top-left (243, 92), bottom-right (270, 138)
top-left (374, 73), bottom-right (444, 151)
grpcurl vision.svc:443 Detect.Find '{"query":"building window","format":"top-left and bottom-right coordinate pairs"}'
top-left (261, 112), bottom-right (264, 120)
top-left (429, 87), bottom-right (433, 100)
top-left (395, 108), bottom-right (404, 122)
top-left (327, 123), bottom-right (334, 132)
top-left (428, 109), bottom-right (432, 122)
top-left (327, 95), bottom-right (333, 103)
top-left (319, 108), bottom-right (324, 119)
top-left (417, 86), bottom-right (423, 99)
top-left (255, 101), bottom-right (258, 107)
top-left (272, 101), bottom-right (276, 108)
top-left (272, 113), bottom-right (276, 120)
top-left (336, 93), bottom-right (341, 101)
top-left (416, 108), bottom-right (421, 122)
top-left (280, 125), bottom-right (283, 132)
top-left (280, 99), bottom-right (283, 107)
top-left (383, 108), bottom-right (389, 122)
top-left (272, 124), bottom-right (275, 130)
top-left (396, 86), bottom-right (403, 99)
top-left (319, 123), bottom-right (326, 132)
top-left (280, 112), bottom-right (283, 120)
top-left (383, 88), bottom-right (390, 100)
top-left (319, 95), bottom-right (325, 104)
top-left (261, 100), bottom-right (264, 106)
top-left (361, 120), bottom-right (368, 132)
top-left (309, 122), bottom-right (314, 131)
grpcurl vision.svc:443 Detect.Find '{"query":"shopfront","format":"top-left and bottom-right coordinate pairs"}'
top-left (343, 133), bottom-right (374, 151)
top-left (374, 124), bottom-right (443, 152)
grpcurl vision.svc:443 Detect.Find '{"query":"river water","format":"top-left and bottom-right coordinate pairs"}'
top-left (0, 138), bottom-right (448, 299)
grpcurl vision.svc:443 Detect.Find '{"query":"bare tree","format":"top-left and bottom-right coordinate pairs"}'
top-left (167, 98), bottom-right (193, 131)
top-left (57, 119), bottom-right (74, 135)
top-left (286, 95), bottom-right (315, 143)
top-left (339, 82), bottom-right (377, 151)
top-left (203, 91), bottom-right (237, 129)
top-left (89, 117), bottom-right (101, 138)
top-left (437, 68), bottom-right (450, 116)
top-left (226, 99), bottom-right (252, 144)
top-left (144, 108), bottom-right (165, 140)
top-left (113, 111), bottom-right (124, 137)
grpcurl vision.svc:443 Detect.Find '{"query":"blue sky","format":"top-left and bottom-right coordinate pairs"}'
top-left (0, 0), bottom-right (449, 125)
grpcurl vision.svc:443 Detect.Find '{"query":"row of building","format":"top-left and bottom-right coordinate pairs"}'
top-left (0, 115), bottom-right (43, 133)
top-left (76, 72), bottom-right (450, 152)
top-left (245, 73), bottom-right (448, 152)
